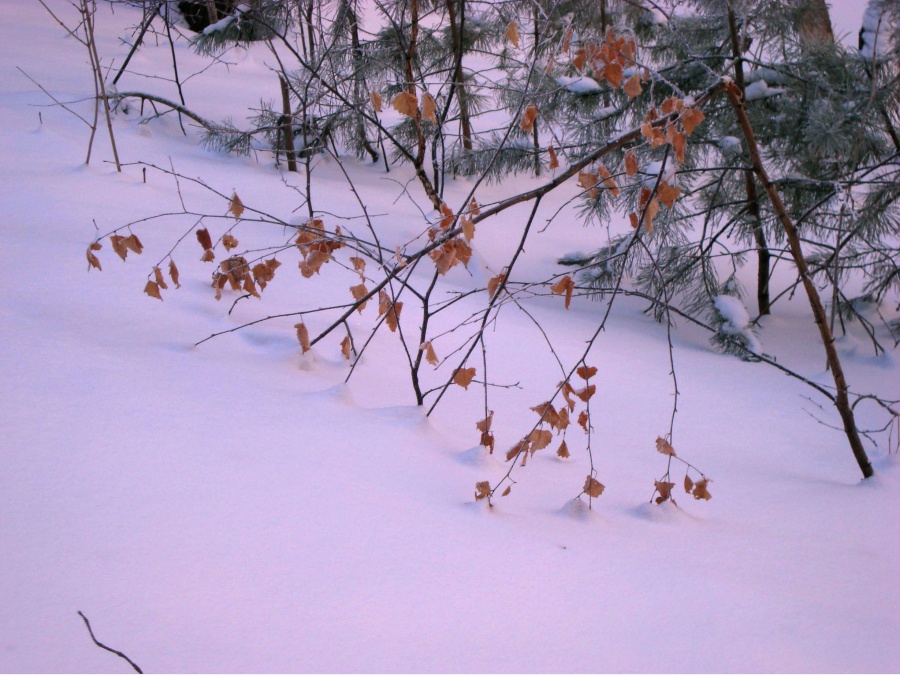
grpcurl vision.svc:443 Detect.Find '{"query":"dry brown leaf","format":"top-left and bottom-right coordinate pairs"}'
top-left (349, 256), bottom-right (366, 277)
top-left (528, 429), bottom-right (553, 454)
top-left (576, 365), bottom-right (598, 380)
top-left (572, 47), bottom-right (586, 71)
top-left (243, 275), bottom-right (260, 298)
top-left (476, 411), bottom-right (493, 433)
top-left (556, 406), bottom-right (570, 431)
top-left (385, 301), bottom-right (403, 332)
top-left (392, 91), bottom-right (418, 118)
top-left (557, 440), bottom-right (570, 459)
top-left (461, 218), bottom-right (475, 243)
top-left (341, 335), bottom-right (352, 360)
top-left (86, 244), bottom-right (102, 271)
top-left (481, 432), bottom-right (495, 454)
top-left (682, 107), bottom-right (705, 135)
top-left (421, 92), bottom-right (437, 123)
top-left (506, 21), bottom-right (520, 48)
top-left (584, 475), bottom-right (605, 498)
top-left (421, 340), bottom-right (439, 366)
top-left (684, 474), bottom-right (694, 493)
top-left (201, 248), bottom-right (216, 262)
top-left (453, 366), bottom-right (476, 390)
top-left (577, 171), bottom-right (599, 199)
top-left (692, 478), bottom-right (712, 501)
top-left (602, 62), bottom-right (623, 88)
top-left (501, 486), bottom-right (511, 497)
top-left (110, 235), bottom-right (128, 261)
top-left (655, 436), bottom-right (676, 456)
top-left (294, 322), bottom-right (311, 353)
top-left (222, 233), bottom-right (239, 251)
top-left (658, 181), bottom-right (681, 208)
top-left (577, 410), bottom-right (590, 432)
top-left (520, 104), bottom-right (538, 132)
top-left (629, 212), bottom-right (639, 229)
top-left (660, 96), bottom-right (682, 115)
top-left (550, 275), bottom-right (575, 309)
top-left (667, 126), bottom-right (686, 163)
top-left (561, 381), bottom-right (577, 411)
top-left (229, 192), bottom-right (245, 219)
top-left (655, 480), bottom-right (676, 503)
top-left (168, 259), bottom-right (180, 287)
top-left (575, 384), bottom-right (596, 402)
top-left (467, 198), bottom-right (481, 216)
top-left (370, 91), bottom-right (383, 112)
top-left (530, 402), bottom-right (560, 429)
top-left (349, 284), bottom-right (369, 315)
top-left (548, 145), bottom-right (559, 170)
top-left (506, 439), bottom-right (527, 462)
top-left (123, 234), bottom-right (143, 255)
top-left (475, 481), bottom-right (491, 501)
top-left (487, 273), bottom-right (506, 300)
top-left (153, 266), bottom-right (169, 290)
top-left (597, 166), bottom-right (620, 196)
top-left (144, 280), bottom-right (162, 301)
top-left (642, 198), bottom-right (660, 234)
top-left (623, 73), bottom-right (642, 98)
top-left (196, 228), bottom-right (213, 251)
top-left (624, 151), bottom-right (638, 176)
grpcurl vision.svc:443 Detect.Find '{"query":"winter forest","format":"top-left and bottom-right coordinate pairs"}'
top-left (2, 0), bottom-right (899, 671)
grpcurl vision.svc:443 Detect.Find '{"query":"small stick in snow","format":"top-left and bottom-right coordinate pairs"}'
top-left (77, 611), bottom-right (143, 674)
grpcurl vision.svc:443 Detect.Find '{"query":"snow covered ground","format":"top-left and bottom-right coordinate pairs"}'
top-left (1, 1), bottom-right (898, 672)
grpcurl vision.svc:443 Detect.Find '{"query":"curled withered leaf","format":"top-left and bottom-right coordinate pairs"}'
top-left (602, 62), bottom-right (623, 88)
top-left (681, 107), bottom-right (705, 135)
top-left (153, 266), bottom-right (169, 290)
top-left (392, 91), bottom-right (418, 118)
top-left (86, 245), bottom-right (102, 271)
top-left (349, 283), bottom-right (369, 314)
top-left (144, 280), bottom-right (162, 301)
top-left (629, 212), bottom-right (640, 229)
top-left (520, 104), bottom-right (538, 132)
top-left (123, 234), bottom-right (143, 255)
top-left (658, 182), bottom-right (681, 209)
top-left (294, 322), bottom-right (311, 353)
top-left (421, 340), bottom-right (439, 366)
top-left (667, 126), bottom-right (686, 164)
top-left (481, 431), bottom-right (495, 454)
top-left (557, 440), bottom-right (570, 459)
top-left (385, 301), bottom-right (403, 332)
top-left (655, 480), bottom-right (676, 504)
top-left (341, 335), bottom-right (352, 360)
top-left (560, 381), bottom-right (577, 412)
top-left (660, 96), bottom-right (682, 115)
top-left (597, 166), bottom-right (620, 196)
top-left (655, 436), bottom-right (676, 456)
top-left (196, 228), bottom-right (213, 251)
top-left (584, 475), bottom-right (605, 498)
top-left (168, 259), bottom-right (180, 287)
top-left (505, 21), bottom-right (520, 48)
top-left (556, 406), bottom-right (570, 431)
top-left (501, 486), bottom-right (511, 497)
top-left (453, 366), bottom-right (476, 390)
top-left (624, 151), bottom-right (638, 176)
top-left (576, 171), bottom-right (599, 199)
top-left (228, 192), bottom-right (245, 219)
top-left (550, 275), bottom-right (575, 309)
top-left (467, 198), bottom-right (481, 216)
top-left (201, 248), bottom-right (215, 262)
top-left (487, 273), bottom-right (506, 300)
top-left (528, 429), bottom-right (553, 454)
top-left (575, 384), bottom-right (596, 402)
top-left (243, 275), bottom-right (260, 298)
top-left (110, 235), bottom-right (128, 261)
top-left (461, 218), bottom-right (475, 243)
top-left (475, 411), bottom-right (493, 434)
top-left (692, 478), bottom-right (712, 501)
top-left (506, 439), bottom-right (527, 462)
top-left (222, 233), bottom-right (239, 251)
top-left (548, 145), bottom-right (559, 170)
top-left (642, 198), bottom-right (660, 234)
top-left (530, 402), bottom-right (560, 429)
top-left (577, 410), bottom-right (589, 432)
top-left (623, 73), bottom-right (642, 99)
top-left (421, 92), bottom-right (437, 123)
top-left (684, 474), bottom-right (694, 493)
top-left (576, 365), bottom-right (598, 380)
top-left (349, 256), bottom-right (366, 277)
top-left (475, 481), bottom-right (491, 501)
top-left (370, 91), bottom-right (383, 112)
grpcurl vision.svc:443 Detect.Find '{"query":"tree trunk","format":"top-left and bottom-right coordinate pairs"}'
top-left (725, 82), bottom-right (873, 479)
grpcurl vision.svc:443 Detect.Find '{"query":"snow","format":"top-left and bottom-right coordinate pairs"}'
top-left (556, 75), bottom-right (602, 95)
top-left (1, 1), bottom-right (898, 673)
top-left (744, 79), bottom-right (785, 101)
top-left (714, 294), bottom-right (762, 354)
